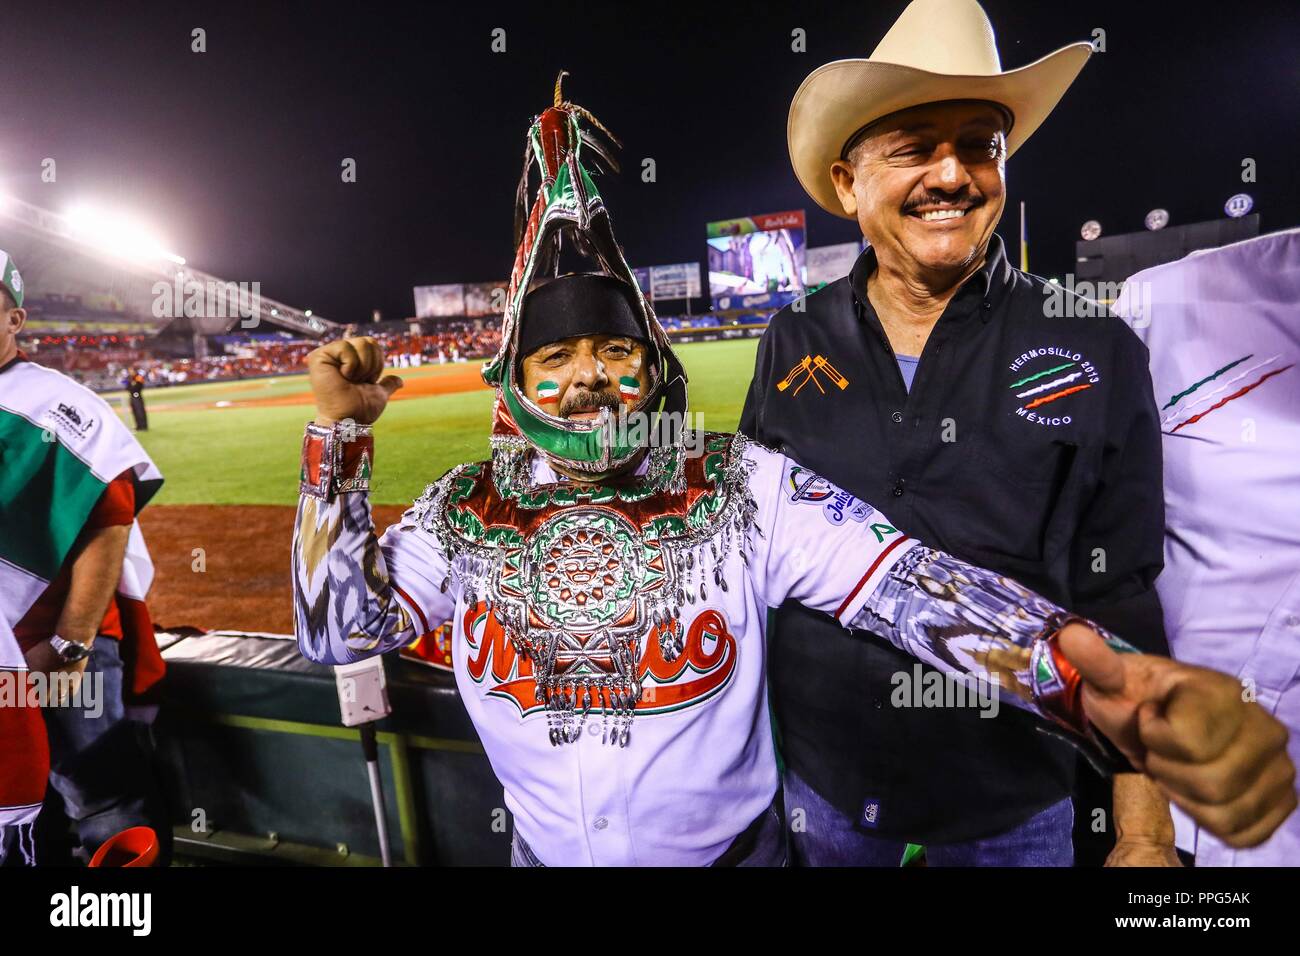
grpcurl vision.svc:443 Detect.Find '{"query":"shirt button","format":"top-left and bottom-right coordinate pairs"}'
top-left (1288, 615), bottom-right (1300, 629)
top-left (592, 817), bottom-right (608, 831)
top-left (891, 411), bottom-right (903, 424)
top-left (892, 479), bottom-right (905, 497)
top-left (982, 299), bottom-right (992, 309)
top-left (873, 698), bottom-right (883, 710)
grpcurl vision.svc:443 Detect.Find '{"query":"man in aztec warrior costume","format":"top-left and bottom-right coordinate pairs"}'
top-left (293, 78), bottom-right (1295, 866)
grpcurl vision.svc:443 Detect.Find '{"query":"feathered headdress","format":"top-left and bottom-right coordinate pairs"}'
top-left (482, 73), bottom-right (688, 480)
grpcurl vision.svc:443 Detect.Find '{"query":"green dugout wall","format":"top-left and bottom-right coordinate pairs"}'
top-left (153, 632), bottom-right (511, 866)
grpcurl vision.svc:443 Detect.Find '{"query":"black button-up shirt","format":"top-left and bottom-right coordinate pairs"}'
top-left (740, 234), bottom-right (1167, 842)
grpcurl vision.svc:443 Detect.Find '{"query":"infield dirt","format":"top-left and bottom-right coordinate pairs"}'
top-left (139, 503), bottom-right (408, 633)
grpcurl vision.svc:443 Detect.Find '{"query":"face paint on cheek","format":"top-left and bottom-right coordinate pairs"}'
top-left (618, 375), bottom-right (641, 402)
top-left (536, 380), bottom-right (561, 406)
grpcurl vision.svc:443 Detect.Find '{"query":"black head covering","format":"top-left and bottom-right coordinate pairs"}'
top-left (516, 273), bottom-right (648, 357)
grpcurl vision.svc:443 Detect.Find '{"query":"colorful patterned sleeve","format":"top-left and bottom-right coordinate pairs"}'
top-left (743, 437), bottom-right (1137, 760)
top-left (292, 422), bottom-right (453, 666)
top-left (844, 544), bottom-right (1137, 748)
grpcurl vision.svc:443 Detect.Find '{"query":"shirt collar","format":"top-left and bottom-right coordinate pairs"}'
top-left (849, 233), bottom-right (1012, 315)
top-left (0, 348), bottom-right (27, 375)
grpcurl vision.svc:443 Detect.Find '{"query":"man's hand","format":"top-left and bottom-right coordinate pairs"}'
top-left (23, 639), bottom-right (63, 673)
top-left (1059, 624), bottom-right (1297, 849)
top-left (306, 336), bottom-right (403, 426)
top-left (1105, 839), bottom-right (1182, 867)
top-left (23, 641), bottom-right (92, 704)
top-left (1107, 772), bottom-right (1181, 867)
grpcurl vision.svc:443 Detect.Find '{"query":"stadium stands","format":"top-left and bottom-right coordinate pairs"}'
top-left (18, 321), bottom-right (505, 391)
top-left (17, 302), bottom-right (775, 392)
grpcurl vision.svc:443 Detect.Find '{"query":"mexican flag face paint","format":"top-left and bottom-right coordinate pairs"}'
top-left (619, 376), bottom-right (641, 401)
top-left (536, 381), bottom-right (560, 406)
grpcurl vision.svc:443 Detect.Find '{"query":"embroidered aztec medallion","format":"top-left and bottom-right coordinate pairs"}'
top-left (411, 432), bottom-right (762, 749)
top-left (525, 511), bottom-right (642, 630)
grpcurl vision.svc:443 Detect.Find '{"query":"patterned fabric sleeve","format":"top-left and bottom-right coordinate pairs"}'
top-left (846, 544), bottom-right (1137, 740)
top-left (292, 424), bottom-right (454, 666)
top-left (743, 438), bottom-right (1138, 752)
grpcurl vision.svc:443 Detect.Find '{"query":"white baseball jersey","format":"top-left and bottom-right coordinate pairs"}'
top-left (294, 434), bottom-right (1109, 865)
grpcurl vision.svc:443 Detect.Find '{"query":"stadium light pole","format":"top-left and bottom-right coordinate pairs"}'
top-left (1019, 201), bottom-right (1029, 272)
top-left (0, 194), bottom-right (339, 338)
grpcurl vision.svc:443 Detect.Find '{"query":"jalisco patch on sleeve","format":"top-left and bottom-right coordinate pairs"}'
top-left (1006, 346), bottom-right (1101, 426)
top-left (784, 463), bottom-right (876, 525)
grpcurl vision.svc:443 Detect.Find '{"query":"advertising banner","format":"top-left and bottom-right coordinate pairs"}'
top-left (805, 241), bottom-right (862, 286)
top-left (706, 210), bottom-right (806, 308)
top-left (648, 262), bottom-right (701, 300)
top-left (412, 283), bottom-right (465, 318)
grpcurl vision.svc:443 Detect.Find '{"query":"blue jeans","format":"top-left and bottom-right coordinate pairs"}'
top-left (784, 769), bottom-right (1074, 866)
top-left (42, 639), bottom-right (168, 864)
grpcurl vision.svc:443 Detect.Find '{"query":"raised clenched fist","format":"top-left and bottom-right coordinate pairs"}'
top-left (306, 336), bottom-right (404, 426)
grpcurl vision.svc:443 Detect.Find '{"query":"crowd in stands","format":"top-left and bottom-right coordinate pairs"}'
top-left (17, 323), bottom-right (506, 391)
top-left (18, 332), bottom-right (158, 391)
top-left (17, 312), bottom-right (769, 392)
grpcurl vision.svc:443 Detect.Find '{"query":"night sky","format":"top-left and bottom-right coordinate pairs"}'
top-left (2, 0), bottom-right (1296, 324)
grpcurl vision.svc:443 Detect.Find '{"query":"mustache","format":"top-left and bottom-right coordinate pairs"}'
top-left (902, 190), bottom-right (984, 213)
top-left (559, 389), bottom-right (621, 419)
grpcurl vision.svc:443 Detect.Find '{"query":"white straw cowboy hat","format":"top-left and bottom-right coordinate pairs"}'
top-left (788, 0), bottom-right (1093, 218)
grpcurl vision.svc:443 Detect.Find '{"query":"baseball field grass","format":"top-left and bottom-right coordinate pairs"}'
top-left (103, 338), bottom-right (761, 506)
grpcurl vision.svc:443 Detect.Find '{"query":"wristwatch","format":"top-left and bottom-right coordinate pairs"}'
top-left (48, 635), bottom-right (93, 664)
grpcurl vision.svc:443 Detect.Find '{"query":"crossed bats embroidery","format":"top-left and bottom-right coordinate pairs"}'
top-left (776, 354), bottom-right (850, 396)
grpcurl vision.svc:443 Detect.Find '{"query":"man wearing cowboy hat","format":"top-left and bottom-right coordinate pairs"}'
top-left (742, 0), bottom-right (1179, 865)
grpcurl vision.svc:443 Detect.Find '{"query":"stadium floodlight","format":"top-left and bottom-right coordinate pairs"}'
top-left (1224, 193), bottom-right (1254, 218)
top-left (304, 309), bottom-right (313, 317)
top-left (271, 308), bottom-right (279, 316)
top-left (1144, 208), bottom-right (1170, 231)
top-left (64, 203), bottom-right (186, 266)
